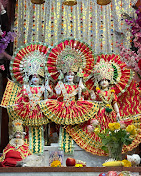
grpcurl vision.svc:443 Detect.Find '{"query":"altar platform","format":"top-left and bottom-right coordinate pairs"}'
top-left (0, 144), bottom-right (140, 175)
top-left (0, 167), bottom-right (140, 176)
top-left (44, 143), bottom-right (108, 167)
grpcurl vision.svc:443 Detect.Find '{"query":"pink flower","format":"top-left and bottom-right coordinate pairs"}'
top-left (87, 125), bottom-right (94, 132)
top-left (0, 64), bottom-right (5, 71)
top-left (119, 121), bottom-right (126, 129)
top-left (1, 31), bottom-right (6, 38)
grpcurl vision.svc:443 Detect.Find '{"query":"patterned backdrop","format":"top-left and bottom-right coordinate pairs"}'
top-left (14, 0), bottom-right (137, 54)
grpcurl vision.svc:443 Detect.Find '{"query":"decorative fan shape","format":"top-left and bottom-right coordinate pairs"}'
top-left (46, 39), bottom-right (95, 81)
top-left (10, 42), bottom-right (49, 86)
top-left (85, 54), bottom-right (134, 96)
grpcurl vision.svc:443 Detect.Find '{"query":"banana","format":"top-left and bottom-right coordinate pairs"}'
top-left (102, 161), bottom-right (124, 167)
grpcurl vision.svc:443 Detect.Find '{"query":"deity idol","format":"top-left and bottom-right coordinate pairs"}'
top-left (90, 59), bottom-right (120, 128)
top-left (39, 40), bottom-right (99, 126)
top-left (0, 119), bottom-right (32, 167)
top-left (66, 54), bottom-right (141, 156)
top-left (38, 39), bottom-right (99, 154)
top-left (8, 50), bottom-right (51, 126)
top-left (14, 72), bottom-right (51, 127)
top-left (1, 43), bottom-right (51, 153)
top-left (40, 69), bottom-right (98, 126)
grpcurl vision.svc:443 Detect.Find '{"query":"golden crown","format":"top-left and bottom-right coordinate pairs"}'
top-left (12, 119), bottom-right (23, 134)
top-left (57, 46), bottom-right (85, 74)
top-left (93, 59), bottom-right (114, 83)
top-left (21, 51), bottom-right (46, 78)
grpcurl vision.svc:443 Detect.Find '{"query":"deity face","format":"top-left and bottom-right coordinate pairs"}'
top-left (65, 71), bottom-right (74, 83)
top-left (14, 132), bottom-right (22, 139)
top-left (99, 79), bottom-right (109, 88)
top-left (30, 74), bottom-right (40, 85)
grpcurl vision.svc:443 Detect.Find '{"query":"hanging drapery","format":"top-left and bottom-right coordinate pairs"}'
top-left (14, 0), bottom-right (137, 54)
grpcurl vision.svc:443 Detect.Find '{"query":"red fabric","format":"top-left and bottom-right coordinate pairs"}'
top-left (0, 150), bottom-right (22, 167)
top-left (5, 150), bottom-right (22, 159)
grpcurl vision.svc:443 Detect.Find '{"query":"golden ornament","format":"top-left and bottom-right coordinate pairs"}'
top-left (97, 0), bottom-right (111, 5)
top-left (31, 0), bottom-right (45, 4)
top-left (63, 0), bottom-right (77, 6)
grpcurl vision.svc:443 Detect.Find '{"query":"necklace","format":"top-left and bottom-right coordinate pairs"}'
top-left (97, 87), bottom-right (114, 106)
top-left (25, 85), bottom-right (45, 108)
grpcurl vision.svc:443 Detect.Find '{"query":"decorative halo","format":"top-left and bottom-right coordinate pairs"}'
top-left (10, 42), bottom-right (49, 86)
top-left (85, 54), bottom-right (134, 96)
top-left (46, 39), bottom-right (95, 81)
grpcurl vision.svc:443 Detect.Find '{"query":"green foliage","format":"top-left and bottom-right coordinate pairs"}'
top-left (98, 128), bottom-right (133, 152)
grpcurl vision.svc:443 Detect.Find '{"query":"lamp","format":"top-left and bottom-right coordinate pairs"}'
top-left (63, 0), bottom-right (77, 6)
top-left (31, 0), bottom-right (45, 4)
top-left (97, 0), bottom-right (111, 5)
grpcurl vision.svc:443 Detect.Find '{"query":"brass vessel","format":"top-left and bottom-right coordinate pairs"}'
top-left (31, 0), bottom-right (45, 4)
top-left (97, 0), bottom-right (111, 5)
top-left (63, 0), bottom-right (77, 6)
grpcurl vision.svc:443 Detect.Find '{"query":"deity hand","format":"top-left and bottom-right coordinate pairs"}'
top-left (55, 82), bottom-right (62, 95)
top-left (78, 78), bottom-right (85, 90)
top-left (45, 84), bottom-right (52, 93)
top-left (116, 112), bottom-right (120, 122)
top-left (90, 90), bottom-right (96, 100)
top-left (78, 86), bottom-right (82, 100)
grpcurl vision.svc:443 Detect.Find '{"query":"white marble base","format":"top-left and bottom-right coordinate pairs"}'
top-left (44, 143), bottom-right (108, 167)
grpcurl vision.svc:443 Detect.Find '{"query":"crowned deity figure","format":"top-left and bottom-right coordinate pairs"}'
top-left (90, 59), bottom-right (120, 126)
top-left (66, 54), bottom-right (141, 156)
top-left (0, 119), bottom-right (32, 167)
top-left (1, 43), bottom-right (51, 154)
top-left (39, 39), bottom-right (99, 126)
top-left (39, 39), bottom-right (99, 153)
top-left (13, 50), bottom-right (51, 127)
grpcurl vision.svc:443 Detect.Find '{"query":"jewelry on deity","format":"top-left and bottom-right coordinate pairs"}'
top-left (96, 86), bottom-right (114, 113)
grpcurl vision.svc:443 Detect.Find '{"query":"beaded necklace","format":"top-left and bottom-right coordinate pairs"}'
top-left (96, 86), bottom-right (115, 112)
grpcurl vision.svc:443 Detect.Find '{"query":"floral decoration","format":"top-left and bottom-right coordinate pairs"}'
top-left (0, 64), bottom-right (5, 71)
top-left (50, 160), bottom-right (62, 167)
top-left (75, 164), bottom-right (83, 167)
top-left (87, 120), bottom-right (137, 160)
top-left (122, 159), bottom-right (132, 167)
top-left (0, 31), bottom-right (17, 54)
top-left (98, 122), bottom-right (136, 150)
top-left (118, 8), bottom-right (141, 84)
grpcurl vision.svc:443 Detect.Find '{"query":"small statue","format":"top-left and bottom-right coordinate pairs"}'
top-left (0, 120), bottom-right (32, 167)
